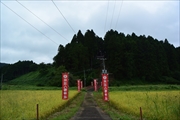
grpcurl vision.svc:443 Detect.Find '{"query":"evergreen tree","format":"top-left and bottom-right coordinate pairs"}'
top-left (53, 44), bottom-right (66, 67)
top-left (52, 29), bottom-right (180, 84)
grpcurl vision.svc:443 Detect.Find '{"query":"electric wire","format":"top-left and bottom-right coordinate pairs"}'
top-left (51, 0), bottom-right (76, 34)
top-left (16, 0), bottom-right (69, 42)
top-left (104, 0), bottom-right (109, 33)
top-left (115, 0), bottom-right (123, 30)
top-left (110, 0), bottom-right (116, 29)
top-left (1, 1), bottom-right (58, 45)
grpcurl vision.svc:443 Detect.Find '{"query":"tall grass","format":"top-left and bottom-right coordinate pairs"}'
top-left (109, 91), bottom-right (180, 120)
top-left (0, 90), bottom-right (79, 120)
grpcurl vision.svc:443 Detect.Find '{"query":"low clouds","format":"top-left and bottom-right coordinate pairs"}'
top-left (1, 0), bottom-right (179, 64)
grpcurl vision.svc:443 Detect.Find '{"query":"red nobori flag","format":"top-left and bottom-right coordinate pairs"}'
top-left (62, 72), bottom-right (69, 100)
top-left (102, 74), bottom-right (109, 101)
top-left (94, 79), bottom-right (97, 91)
top-left (77, 79), bottom-right (81, 92)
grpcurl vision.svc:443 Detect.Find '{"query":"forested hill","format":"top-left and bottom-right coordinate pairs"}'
top-left (1, 29), bottom-right (179, 86)
top-left (0, 61), bottom-right (38, 82)
top-left (53, 29), bottom-right (180, 84)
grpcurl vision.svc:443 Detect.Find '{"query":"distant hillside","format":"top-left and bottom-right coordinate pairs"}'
top-left (0, 63), bottom-right (9, 68)
top-left (0, 61), bottom-right (38, 82)
top-left (7, 65), bottom-right (78, 87)
top-left (7, 71), bottom-right (40, 86)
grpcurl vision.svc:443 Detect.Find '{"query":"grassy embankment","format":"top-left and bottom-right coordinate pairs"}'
top-left (3, 71), bottom-right (49, 87)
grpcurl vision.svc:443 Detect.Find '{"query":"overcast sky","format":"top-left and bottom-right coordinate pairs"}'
top-left (1, 0), bottom-right (179, 64)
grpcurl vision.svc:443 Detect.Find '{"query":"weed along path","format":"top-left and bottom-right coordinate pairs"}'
top-left (70, 87), bottom-right (112, 120)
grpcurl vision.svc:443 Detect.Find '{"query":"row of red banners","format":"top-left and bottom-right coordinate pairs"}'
top-left (62, 72), bottom-right (109, 101)
top-left (92, 74), bottom-right (109, 101)
top-left (77, 80), bottom-right (83, 92)
top-left (62, 72), bottom-right (84, 100)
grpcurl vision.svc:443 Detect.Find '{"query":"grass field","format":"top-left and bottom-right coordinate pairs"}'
top-left (0, 90), bottom-right (79, 120)
top-left (1, 84), bottom-right (78, 90)
top-left (109, 90), bottom-right (180, 120)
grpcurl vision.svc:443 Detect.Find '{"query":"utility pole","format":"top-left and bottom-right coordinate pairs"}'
top-left (97, 56), bottom-right (107, 73)
top-left (102, 58), bottom-right (106, 73)
top-left (97, 50), bottom-right (107, 73)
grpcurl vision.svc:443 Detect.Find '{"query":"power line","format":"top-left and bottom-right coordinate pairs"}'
top-left (104, 0), bottom-right (109, 33)
top-left (16, 0), bottom-right (69, 42)
top-left (51, 0), bottom-right (76, 34)
top-left (1, 1), bottom-right (58, 45)
top-left (115, 0), bottom-right (123, 30)
top-left (110, 0), bottom-right (116, 29)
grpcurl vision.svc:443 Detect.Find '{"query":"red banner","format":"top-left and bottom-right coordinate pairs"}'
top-left (102, 74), bottom-right (109, 101)
top-left (62, 72), bottom-right (69, 100)
top-left (77, 80), bottom-right (81, 92)
top-left (94, 79), bottom-right (97, 91)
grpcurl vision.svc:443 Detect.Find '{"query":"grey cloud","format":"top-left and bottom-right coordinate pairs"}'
top-left (1, 1), bottom-right (179, 64)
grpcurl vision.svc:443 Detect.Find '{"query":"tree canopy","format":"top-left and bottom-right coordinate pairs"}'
top-left (53, 29), bottom-right (180, 84)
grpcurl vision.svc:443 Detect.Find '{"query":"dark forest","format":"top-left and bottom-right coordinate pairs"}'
top-left (54, 29), bottom-right (180, 84)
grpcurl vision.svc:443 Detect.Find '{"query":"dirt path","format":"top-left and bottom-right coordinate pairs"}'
top-left (70, 87), bottom-right (112, 120)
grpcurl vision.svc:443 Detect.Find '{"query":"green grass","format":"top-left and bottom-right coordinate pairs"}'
top-left (109, 85), bottom-right (180, 91)
top-left (1, 84), bottom-right (78, 90)
top-left (1, 84), bottom-right (60, 90)
top-left (7, 71), bottom-right (42, 86)
top-left (6, 68), bottom-right (57, 87)
top-left (93, 91), bottom-right (138, 120)
top-left (49, 92), bottom-right (85, 120)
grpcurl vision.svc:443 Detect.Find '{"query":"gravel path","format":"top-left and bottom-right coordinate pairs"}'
top-left (70, 87), bottom-right (112, 120)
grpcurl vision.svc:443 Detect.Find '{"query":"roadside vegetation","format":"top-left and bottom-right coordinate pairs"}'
top-left (50, 91), bottom-right (85, 120)
top-left (94, 91), bottom-right (139, 120)
top-left (109, 85), bottom-right (180, 91)
top-left (94, 86), bottom-right (180, 120)
top-left (110, 91), bottom-right (180, 120)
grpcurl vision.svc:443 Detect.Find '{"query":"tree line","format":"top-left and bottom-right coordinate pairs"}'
top-left (1, 29), bottom-right (179, 86)
top-left (53, 29), bottom-right (180, 85)
top-left (0, 61), bottom-right (38, 82)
